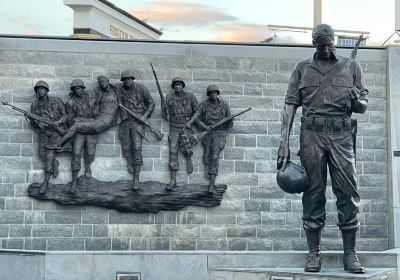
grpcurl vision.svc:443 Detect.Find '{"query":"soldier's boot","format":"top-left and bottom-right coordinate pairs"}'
top-left (53, 160), bottom-right (59, 178)
top-left (342, 230), bottom-right (365, 273)
top-left (39, 172), bottom-right (51, 194)
top-left (69, 171), bottom-right (79, 194)
top-left (132, 165), bottom-right (140, 191)
top-left (187, 156), bottom-right (193, 174)
top-left (166, 171), bottom-right (177, 191)
top-left (304, 230), bottom-right (321, 272)
top-left (208, 175), bottom-right (216, 194)
top-left (84, 163), bottom-right (92, 179)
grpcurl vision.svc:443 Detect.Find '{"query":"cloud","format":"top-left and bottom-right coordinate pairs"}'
top-left (4, 15), bottom-right (43, 34)
top-left (214, 23), bottom-right (267, 42)
top-left (130, 1), bottom-right (238, 26)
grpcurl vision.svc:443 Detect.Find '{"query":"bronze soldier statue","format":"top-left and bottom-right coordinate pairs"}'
top-left (48, 75), bottom-right (119, 150)
top-left (117, 70), bottom-right (155, 190)
top-left (30, 80), bottom-right (67, 194)
top-left (65, 79), bottom-right (98, 193)
top-left (191, 85), bottom-right (232, 194)
top-left (277, 24), bottom-right (368, 273)
top-left (164, 77), bottom-right (199, 190)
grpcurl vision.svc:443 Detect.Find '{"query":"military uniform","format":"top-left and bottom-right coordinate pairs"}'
top-left (65, 91), bottom-right (98, 173)
top-left (31, 96), bottom-right (67, 175)
top-left (285, 53), bottom-right (368, 232)
top-left (118, 82), bottom-right (154, 169)
top-left (198, 98), bottom-right (231, 176)
top-left (165, 90), bottom-right (198, 171)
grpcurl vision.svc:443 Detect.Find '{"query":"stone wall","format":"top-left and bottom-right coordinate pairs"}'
top-left (0, 37), bottom-right (388, 251)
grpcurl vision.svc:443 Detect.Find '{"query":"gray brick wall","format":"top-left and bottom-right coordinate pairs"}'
top-left (0, 38), bottom-right (388, 251)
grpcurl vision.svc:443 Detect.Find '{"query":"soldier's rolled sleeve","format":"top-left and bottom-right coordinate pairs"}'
top-left (353, 61), bottom-right (368, 102)
top-left (285, 63), bottom-right (302, 106)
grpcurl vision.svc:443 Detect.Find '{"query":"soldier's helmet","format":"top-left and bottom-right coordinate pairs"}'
top-left (120, 70), bottom-right (136, 81)
top-left (171, 77), bottom-right (185, 89)
top-left (70, 79), bottom-right (86, 90)
top-left (276, 161), bottom-right (310, 194)
top-left (34, 80), bottom-right (50, 92)
top-left (207, 84), bottom-right (220, 95)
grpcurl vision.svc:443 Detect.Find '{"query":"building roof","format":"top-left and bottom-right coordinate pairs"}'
top-left (97, 0), bottom-right (162, 36)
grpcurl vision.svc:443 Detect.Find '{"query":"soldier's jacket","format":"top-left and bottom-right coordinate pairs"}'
top-left (198, 98), bottom-right (231, 131)
top-left (92, 84), bottom-right (119, 126)
top-left (166, 90), bottom-right (198, 128)
top-left (65, 92), bottom-right (95, 126)
top-left (118, 82), bottom-right (155, 122)
top-left (285, 53), bottom-right (368, 118)
top-left (31, 96), bottom-right (67, 137)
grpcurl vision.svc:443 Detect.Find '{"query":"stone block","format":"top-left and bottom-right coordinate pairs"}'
top-left (248, 239), bottom-right (273, 251)
top-left (29, 65), bottom-right (56, 78)
top-left (257, 135), bottom-right (281, 148)
top-left (2, 238), bottom-right (24, 249)
top-left (82, 211), bottom-right (108, 224)
top-left (109, 212), bottom-right (154, 224)
top-left (232, 122), bottom-right (268, 134)
top-left (250, 187), bottom-right (285, 199)
top-left (227, 238), bottom-right (247, 250)
top-left (216, 57), bottom-right (240, 70)
top-left (95, 144), bottom-right (121, 157)
top-left (278, 59), bottom-right (298, 72)
top-left (193, 70), bottom-right (231, 82)
top-left (9, 225), bottom-right (32, 237)
top-left (44, 211), bottom-right (81, 224)
top-left (267, 73), bottom-right (291, 83)
top-left (93, 225), bottom-right (109, 237)
top-left (237, 213), bottom-right (261, 225)
top-left (0, 225), bottom-right (9, 237)
top-left (272, 239), bottom-right (291, 250)
top-left (257, 226), bottom-right (300, 238)
top-left (207, 213), bottom-right (236, 225)
top-left (24, 211), bottom-right (44, 224)
top-left (238, 57), bottom-right (277, 71)
top-left (177, 212), bottom-right (206, 224)
top-left (5, 198), bottom-right (32, 210)
top-left (235, 161), bottom-right (255, 173)
top-left (360, 225), bottom-right (388, 238)
top-left (200, 226), bottom-right (226, 238)
top-left (0, 184), bottom-right (14, 197)
top-left (108, 224), bottom-right (157, 238)
top-left (47, 238), bottom-right (84, 250)
top-left (111, 238), bottom-right (130, 250)
top-left (32, 225), bottom-right (73, 237)
top-left (0, 211), bottom-right (24, 224)
top-left (232, 72), bottom-right (266, 83)
top-left (0, 118), bottom-right (23, 129)
top-left (85, 238), bottom-right (111, 251)
top-left (170, 238), bottom-right (196, 250)
top-left (20, 51), bottom-right (84, 66)
top-left (363, 162), bottom-right (386, 174)
top-left (83, 53), bottom-right (110, 66)
top-left (230, 96), bottom-right (273, 109)
top-left (24, 238), bottom-right (47, 250)
top-left (130, 237), bottom-right (170, 250)
top-left (234, 135), bottom-right (256, 147)
top-left (226, 226), bottom-right (256, 237)
top-left (185, 56), bottom-right (216, 69)
top-left (9, 131), bottom-right (32, 143)
top-left (244, 149), bottom-right (269, 160)
top-left (73, 225), bottom-right (93, 237)
top-left (196, 238), bottom-right (227, 250)
top-left (223, 147), bottom-right (244, 160)
top-left (244, 199), bottom-right (270, 212)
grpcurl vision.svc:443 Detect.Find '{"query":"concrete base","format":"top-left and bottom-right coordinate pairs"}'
top-left (0, 250), bottom-right (399, 280)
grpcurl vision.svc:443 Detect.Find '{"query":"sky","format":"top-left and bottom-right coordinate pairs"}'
top-left (0, 0), bottom-right (396, 45)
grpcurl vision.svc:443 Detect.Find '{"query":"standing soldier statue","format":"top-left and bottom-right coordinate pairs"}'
top-left (164, 77), bottom-right (199, 191)
top-left (30, 80), bottom-right (67, 194)
top-left (65, 79), bottom-right (98, 193)
top-left (117, 70), bottom-right (155, 191)
top-left (277, 24), bottom-right (368, 273)
top-left (191, 85), bottom-right (232, 194)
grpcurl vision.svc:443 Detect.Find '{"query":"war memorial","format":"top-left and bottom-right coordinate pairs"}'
top-left (0, 5), bottom-right (400, 279)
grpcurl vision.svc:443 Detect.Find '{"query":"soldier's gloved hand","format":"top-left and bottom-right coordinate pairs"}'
top-left (202, 124), bottom-right (212, 132)
top-left (277, 142), bottom-right (290, 171)
top-left (185, 121), bottom-right (193, 129)
top-left (140, 115), bottom-right (147, 123)
top-left (348, 87), bottom-right (360, 101)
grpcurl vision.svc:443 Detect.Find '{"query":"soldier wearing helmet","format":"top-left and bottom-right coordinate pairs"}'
top-left (117, 69), bottom-right (155, 190)
top-left (164, 77), bottom-right (198, 190)
top-left (30, 80), bottom-right (67, 194)
top-left (64, 79), bottom-right (98, 193)
top-left (278, 24), bottom-right (368, 273)
top-left (191, 84), bottom-right (232, 193)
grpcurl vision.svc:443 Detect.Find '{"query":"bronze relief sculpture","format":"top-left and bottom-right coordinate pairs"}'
top-left (277, 24), bottom-right (367, 273)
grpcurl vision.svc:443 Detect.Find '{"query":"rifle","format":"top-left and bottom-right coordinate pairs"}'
top-left (116, 101), bottom-right (164, 141)
top-left (1, 101), bottom-right (66, 135)
top-left (350, 34), bottom-right (363, 60)
top-left (150, 63), bottom-right (167, 119)
top-left (196, 107), bottom-right (252, 141)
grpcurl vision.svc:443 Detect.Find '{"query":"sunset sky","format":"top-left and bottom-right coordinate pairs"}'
top-left (0, 0), bottom-right (395, 45)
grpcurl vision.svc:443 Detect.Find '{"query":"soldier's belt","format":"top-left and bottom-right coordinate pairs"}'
top-left (301, 117), bottom-right (352, 133)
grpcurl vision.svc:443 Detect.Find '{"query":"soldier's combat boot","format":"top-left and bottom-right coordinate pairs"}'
top-left (132, 165), bottom-right (140, 191)
top-left (166, 171), bottom-right (177, 191)
top-left (342, 230), bottom-right (365, 273)
top-left (304, 230), bottom-right (321, 272)
top-left (208, 175), bottom-right (216, 194)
